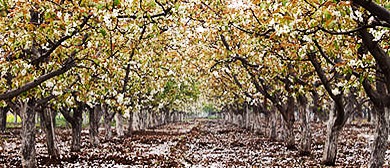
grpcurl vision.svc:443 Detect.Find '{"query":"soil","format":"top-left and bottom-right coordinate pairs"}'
top-left (0, 119), bottom-right (385, 167)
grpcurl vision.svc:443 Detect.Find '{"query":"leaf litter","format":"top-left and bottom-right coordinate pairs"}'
top-left (0, 119), bottom-right (387, 167)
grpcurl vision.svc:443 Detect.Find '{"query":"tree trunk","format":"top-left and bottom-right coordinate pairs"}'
top-left (71, 119), bottom-right (82, 152)
top-left (14, 111), bottom-right (18, 125)
top-left (269, 111), bottom-right (277, 140)
top-left (126, 112), bottom-right (133, 137)
top-left (298, 95), bottom-right (311, 155)
top-left (115, 113), bottom-right (124, 137)
top-left (0, 107), bottom-right (7, 132)
top-left (371, 108), bottom-right (377, 129)
top-left (284, 96), bottom-right (296, 150)
top-left (103, 107), bottom-right (112, 139)
top-left (20, 101), bottom-right (37, 168)
top-left (140, 110), bottom-right (146, 131)
top-left (367, 107), bottom-right (371, 122)
top-left (322, 103), bottom-right (340, 165)
top-left (89, 105), bottom-right (102, 146)
top-left (165, 110), bottom-right (170, 124)
top-left (61, 106), bottom-right (83, 152)
top-left (41, 107), bottom-right (59, 158)
top-left (368, 107), bottom-right (389, 168)
top-left (285, 123), bottom-right (295, 149)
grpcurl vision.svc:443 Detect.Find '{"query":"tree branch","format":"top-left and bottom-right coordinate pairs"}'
top-left (0, 52), bottom-right (77, 101)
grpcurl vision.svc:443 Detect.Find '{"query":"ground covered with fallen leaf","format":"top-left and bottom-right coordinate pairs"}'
top-left (0, 119), bottom-right (388, 167)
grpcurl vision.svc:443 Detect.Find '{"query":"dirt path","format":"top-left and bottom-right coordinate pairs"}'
top-left (0, 119), bottom-right (385, 167)
top-left (171, 120), bottom-right (376, 167)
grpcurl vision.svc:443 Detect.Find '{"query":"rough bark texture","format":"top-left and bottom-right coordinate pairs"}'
top-left (285, 122), bottom-right (295, 149)
top-left (371, 108), bottom-right (377, 129)
top-left (165, 110), bottom-right (170, 124)
top-left (89, 105), bottom-right (102, 146)
top-left (71, 119), bottom-right (82, 152)
top-left (0, 107), bottom-right (7, 132)
top-left (322, 102), bottom-right (339, 165)
top-left (298, 95), bottom-right (311, 156)
top-left (126, 112), bottom-right (133, 137)
top-left (20, 101), bottom-right (37, 168)
top-left (269, 111), bottom-right (277, 140)
top-left (284, 96), bottom-right (296, 150)
top-left (115, 113), bottom-right (124, 137)
top-left (61, 106), bottom-right (83, 152)
top-left (140, 110), bottom-right (146, 131)
top-left (368, 107), bottom-right (389, 168)
top-left (41, 107), bottom-right (59, 158)
top-left (103, 106), bottom-right (114, 139)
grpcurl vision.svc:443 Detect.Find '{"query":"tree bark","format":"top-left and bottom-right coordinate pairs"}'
top-left (285, 121), bottom-right (295, 149)
top-left (371, 108), bottom-right (377, 129)
top-left (103, 106), bottom-right (114, 139)
top-left (269, 111), bottom-right (277, 140)
top-left (41, 107), bottom-right (59, 158)
top-left (61, 106), bottom-right (83, 152)
top-left (368, 107), bottom-right (389, 168)
top-left (115, 113), bottom-right (124, 137)
top-left (20, 101), bottom-right (37, 168)
top-left (140, 110), bottom-right (146, 131)
top-left (126, 112), bottom-right (133, 137)
top-left (165, 110), bottom-right (170, 124)
top-left (298, 95), bottom-right (311, 155)
top-left (89, 105), bottom-right (102, 146)
top-left (0, 107), bottom-right (8, 132)
top-left (71, 119), bottom-right (82, 152)
top-left (284, 96), bottom-right (296, 150)
top-left (322, 102), bottom-right (340, 165)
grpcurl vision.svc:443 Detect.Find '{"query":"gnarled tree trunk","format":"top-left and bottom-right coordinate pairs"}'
top-left (41, 107), bottom-right (59, 158)
top-left (269, 110), bottom-right (277, 140)
top-left (126, 112), bottom-right (133, 137)
top-left (71, 119), bottom-right (82, 152)
top-left (103, 106), bottom-right (115, 139)
top-left (0, 107), bottom-right (8, 132)
top-left (322, 101), bottom-right (340, 165)
top-left (89, 105), bottom-right (102, 146)
top-left (298, 95), bottom-right (311, 155)
top-left (61, 106), bottom-right (83, 152)
top-left (20, 101), bottom-right (37, 168)
top-left (284, 96), bottom-right (296, 150)
top-left (368, 107), bottom-right (389, 168)
top-left (115, 113), bottom-right (124, 137)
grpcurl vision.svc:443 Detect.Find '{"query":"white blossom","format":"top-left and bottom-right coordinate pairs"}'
top-left (53, 90), bottom-right (62, 96)
top-left (117, 93), bottom-right (124, 105)
top-left (332, 87), bottom-right (340, 95)
top-left (46, 81), bottom-right (54, 88)
top-left (57, 11), bottom-right (62, 19)
top-left (369, 28), bottom-right (388, 41)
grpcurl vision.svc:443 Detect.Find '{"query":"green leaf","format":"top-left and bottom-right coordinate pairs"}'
top-left (175, 3), bottom-right (180, 11)
top-left (114, 0), bottom-right (120, 7)
top-left (98, 4), bottom-right (104, 9)
top-left (324, 10), bottom-right (331, 21)
top-left (333, 41), bottom-right (339, 50)
top-left (100, 29), bottom-right (107, 37)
